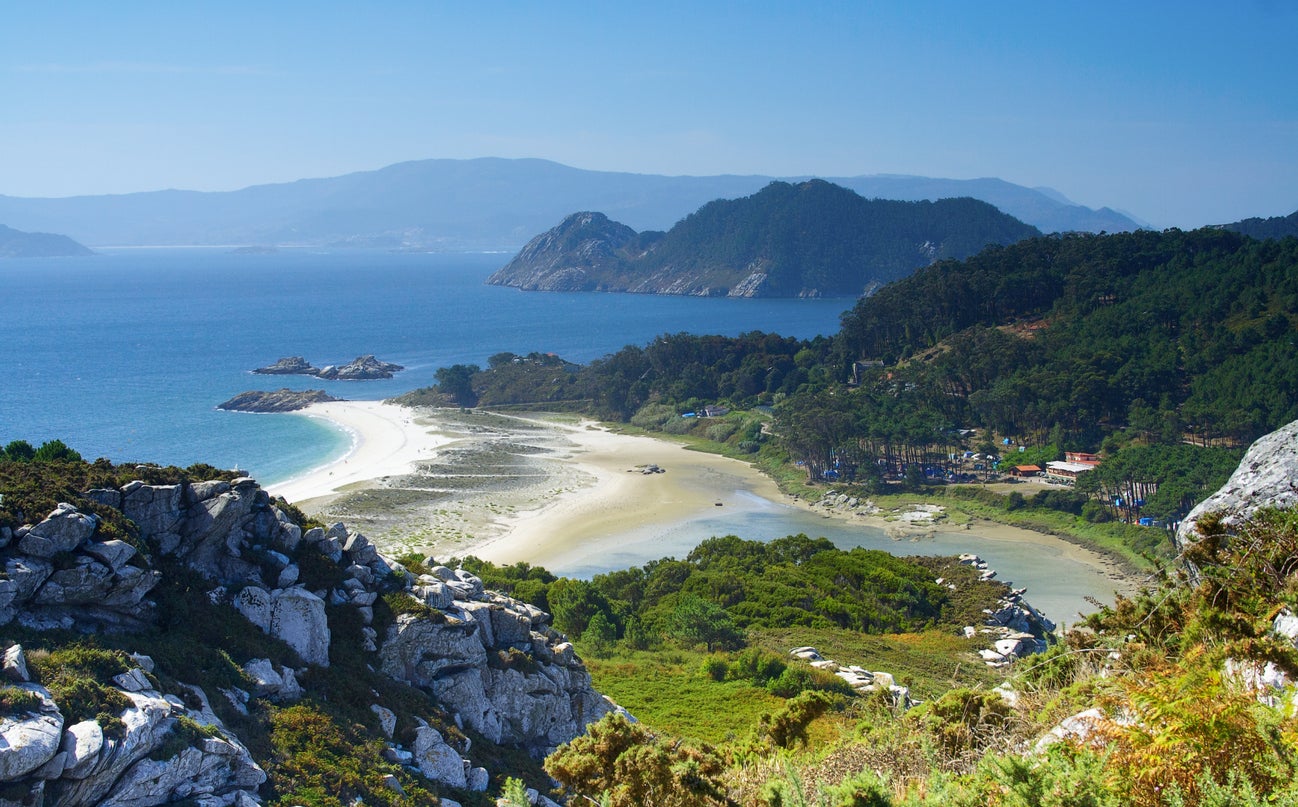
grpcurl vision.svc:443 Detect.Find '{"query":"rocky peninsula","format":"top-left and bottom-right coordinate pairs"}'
top-left (217, 389), bottom-right (340, 413)
top-left (252, 355), bottom-right (404, 380)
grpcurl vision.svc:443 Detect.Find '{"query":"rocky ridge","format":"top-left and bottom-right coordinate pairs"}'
top-left (0, 475), bottom-right (620, 805)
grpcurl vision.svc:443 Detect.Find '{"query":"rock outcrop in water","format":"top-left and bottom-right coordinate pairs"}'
top-left (217, 388), bottom-right (339, 412)
top-left (0, 475), bottom-right (621, 804)
top-left (252, 355), bottom-right (403, 380)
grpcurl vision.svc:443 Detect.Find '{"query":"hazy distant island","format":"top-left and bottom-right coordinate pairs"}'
top-left (0, 157), bottom-right (1140, 251)
top-left (252, 354), bottom-right (404, 380)
top-left (218, 388), bottom-right (340, 412)
top-left (488, 180), bottom-right (1040, 297)
top-left (230, 244), bottom-right (279, 254)
top-left (0, 223), bottom-right (94, 258)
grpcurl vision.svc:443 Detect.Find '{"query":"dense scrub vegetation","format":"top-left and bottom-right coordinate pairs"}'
top-left (460, 534), bottom-right (1005, 655)
top-left (541, 508), bottom-right (1298, 806)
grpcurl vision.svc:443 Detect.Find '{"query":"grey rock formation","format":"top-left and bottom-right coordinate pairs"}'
top-left (316, 355), bottom-right (404, 380)
top-left (241, 659), bottom-right (302, 702)
top-left (487, 212), bottom-right (638, 292)
top-left (412, 725), bottom-right (467, 788)
top-left (1, 473), bottom-right (622, 798)
top-left (216, 388), bottom-right (340, 413)
top-left (252, 354), bottom-right (402, 380)
top-left (1178, 418), bottom-right (1298, 545)
top-left (4, 644), bottom-right (31, 682)
top-left (56, 685), bottom-right (263, 807)
top-left (252, 356), bottom-right (318, 375)
top-left (18, 504), bottom-right (98, 558)
top-left (0, 685), bottom-right (63, 780)
top-left (231, 586), bottom-right (329, 667)
top-left (380, 582), bottom-right (617, 753)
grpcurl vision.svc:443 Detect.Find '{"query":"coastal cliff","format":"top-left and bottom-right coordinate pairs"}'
top-left (487, 180), bottom-right (1040, 298)
top-left (0, 474), bottom-right (620, 805)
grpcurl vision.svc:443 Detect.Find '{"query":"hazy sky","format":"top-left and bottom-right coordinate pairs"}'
top-left (2, 2), bottom-right (1295, 228)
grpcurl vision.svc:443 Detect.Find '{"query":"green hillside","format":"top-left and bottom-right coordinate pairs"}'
top-left (488, 180), bottom-right (1040, 297)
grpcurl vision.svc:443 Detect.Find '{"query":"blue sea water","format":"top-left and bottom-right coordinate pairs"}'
top-left (0, 248), bottom-right (852, 483)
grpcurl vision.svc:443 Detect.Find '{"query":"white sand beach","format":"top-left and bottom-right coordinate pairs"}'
top-left (266, 401), bottom-right (454, 503)
top-left (268, 401), bottom-right (1138, 615)
top-left (473, 419), bottom-right (789, 564)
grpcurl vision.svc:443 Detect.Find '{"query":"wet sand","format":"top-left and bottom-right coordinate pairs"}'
top-left (270, 402), bottom-right (1139, 614)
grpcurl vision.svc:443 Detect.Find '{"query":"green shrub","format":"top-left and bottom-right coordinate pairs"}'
top-left (0, 686), bottom-right (44, 717)
top-left (27, 644), bottom-right (134, 727)
top-left (630, 403), bottom-right (677, 430)
top-left (661, 415), bottom-right (701, 435)
top-left (393, 552), bottom-right (431, 576)
top-left (766, 665), bottom-right (854, 698)
top-left (726, 647), bottom-right (787, 686)
top-left (705, 422), bottom-right (739, 442)
top-left (150, 714), bottom-right (222, 761)
top-left (753, 690), bottom-right (834, 749)
top-left (267, 704), bottom-right (438, 807)
top-left (1081, 500), bottom-right (1113, 523)
top-left (381, 591), bottom-right (444, 623)
top-left (699, 656), bottom-right (729, 682)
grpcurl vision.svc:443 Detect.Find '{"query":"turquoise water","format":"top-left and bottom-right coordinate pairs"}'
top-left (0, 248), bottom-right (852, 483)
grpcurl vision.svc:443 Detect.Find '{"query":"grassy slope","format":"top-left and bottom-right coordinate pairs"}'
top-left (581, 628), bottom-right (998, 745)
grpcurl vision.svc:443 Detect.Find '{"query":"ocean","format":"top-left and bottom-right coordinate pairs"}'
top-left (0, 248), bottom-right (852, 483)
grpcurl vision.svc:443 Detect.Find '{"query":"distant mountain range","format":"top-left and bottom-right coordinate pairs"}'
top-left (0, 223), bottom-right (93, 258)
top-left (487, 180), bottom-right (1040, 298)
top-left (0, 158), bottom-right (1140, 249)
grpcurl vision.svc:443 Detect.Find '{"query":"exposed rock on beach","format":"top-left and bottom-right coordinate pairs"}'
top-left (217, 388), bottom-right (340, 413)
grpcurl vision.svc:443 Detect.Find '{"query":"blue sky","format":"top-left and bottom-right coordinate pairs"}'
top-left (2, 2), bottom-right (1294, 228)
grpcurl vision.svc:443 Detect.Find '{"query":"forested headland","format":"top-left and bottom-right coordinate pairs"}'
top-left (406, 226), bottom-right (1298, 564)
top-left (486, 180), bottom-right (1040, 297)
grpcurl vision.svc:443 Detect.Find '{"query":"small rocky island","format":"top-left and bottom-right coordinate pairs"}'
top-left (253, 354), bottom-right (404, 380)
top-left (218, 388), bottom-right (340, 412)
